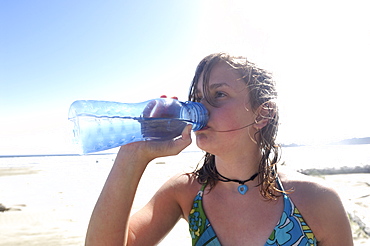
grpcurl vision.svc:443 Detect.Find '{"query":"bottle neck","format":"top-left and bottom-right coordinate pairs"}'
top-left (182, 101), bottom-right (208, 131)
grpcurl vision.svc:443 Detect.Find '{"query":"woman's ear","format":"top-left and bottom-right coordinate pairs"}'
top-left (254, 101), bottom-right (276, 130)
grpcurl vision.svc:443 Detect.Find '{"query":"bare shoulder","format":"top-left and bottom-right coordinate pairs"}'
top-left (278, 167), bottom-right (336, 200)
top-left (159, 172), bottom-right (201, 218)
top-left (164, 172), bottom-right (201, 194)
top-left (278, 167), bottom-right (343, 215)
top-left (278, 167), bottom-right (353, 245)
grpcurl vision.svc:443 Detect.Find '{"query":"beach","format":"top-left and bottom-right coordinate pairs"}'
top-left (0, 147), bottom-right (369, 245)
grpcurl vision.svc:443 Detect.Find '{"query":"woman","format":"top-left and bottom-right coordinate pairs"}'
top-left (86, 53), bottom-right (353, 245)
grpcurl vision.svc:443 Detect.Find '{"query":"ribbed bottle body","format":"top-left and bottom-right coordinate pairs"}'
top-left (68, 99), bottom-right (208, 154)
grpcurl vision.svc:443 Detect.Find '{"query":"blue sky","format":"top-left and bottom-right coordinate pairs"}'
top-left (1, 0), bottom-right (369, 155)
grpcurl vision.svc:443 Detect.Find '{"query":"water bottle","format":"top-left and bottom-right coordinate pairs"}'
top-left (68, 98), bottom-right (208, 154)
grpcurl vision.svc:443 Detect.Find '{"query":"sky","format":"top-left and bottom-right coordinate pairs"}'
top-left (1, 0), bottom-right (369, 155)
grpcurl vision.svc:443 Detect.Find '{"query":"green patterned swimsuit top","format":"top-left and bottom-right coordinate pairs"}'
top-left (188, 177), bottom-right (317, 246)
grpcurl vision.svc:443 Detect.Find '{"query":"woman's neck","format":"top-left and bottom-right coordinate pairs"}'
top-left (214, 149), bottom-right (261, 181)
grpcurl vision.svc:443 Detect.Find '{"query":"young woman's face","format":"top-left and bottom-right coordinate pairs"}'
top-left (194, 62), bottom-right (258, 155)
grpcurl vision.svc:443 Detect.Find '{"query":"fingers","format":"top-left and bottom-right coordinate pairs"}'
top-left (154, 124), bottom-right (192, 156)
top-left (122, 124), bottom-right (193, 162)
top-left (146, 97), bottom-right (180, 118)
top-left (160, 95), bottom-right (178, 100)
top-left (142, 100), bottom-right (157, 117)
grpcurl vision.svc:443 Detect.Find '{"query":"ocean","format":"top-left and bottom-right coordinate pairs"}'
top-left (281, 144), bottom-right (370, 171)
top-left (1, 144), bottom-right (369, 169)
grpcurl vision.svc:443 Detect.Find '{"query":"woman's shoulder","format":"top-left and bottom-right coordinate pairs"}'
top-left (162, 172), bottom-right (202, 218)
top-left (150, 172), bottom-right (201, 206)
top-left (169, 172), bottom-right (202, 195)
top-left (278, 167), bottom-right (343, 215)
top-left (160, 172), bottom-right (201, 197)
top-left (278, 167), bottom-right (353, 244)
top-left (278, 167), bottom-right (339, 204)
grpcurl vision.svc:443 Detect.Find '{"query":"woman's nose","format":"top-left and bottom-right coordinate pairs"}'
top-left (198, 98), bottom-right (211, 114)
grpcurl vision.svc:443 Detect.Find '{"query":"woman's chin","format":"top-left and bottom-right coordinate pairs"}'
top-left (195, 134), bottom-right (212, 152)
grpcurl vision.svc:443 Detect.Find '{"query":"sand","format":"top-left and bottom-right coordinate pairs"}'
top-left (0, 152), bottom-right (369, 245)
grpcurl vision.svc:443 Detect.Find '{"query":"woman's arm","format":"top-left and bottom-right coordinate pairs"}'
top-left (85, 125), bottom-right (192, 246)
top-left (127, 173), bottom-right (193, 245)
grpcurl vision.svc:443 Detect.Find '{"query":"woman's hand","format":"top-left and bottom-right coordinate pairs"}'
top-left (121, 123), bottom-right (192, 164)
top-left (142, 95), bottom-right (180, 118)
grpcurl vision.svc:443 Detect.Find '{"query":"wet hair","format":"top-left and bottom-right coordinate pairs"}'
top-left (188, 53), bottom-right (281, 200)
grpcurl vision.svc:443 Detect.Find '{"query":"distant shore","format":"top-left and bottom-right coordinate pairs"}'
top-left (281, 137), bottom-right (370, 147)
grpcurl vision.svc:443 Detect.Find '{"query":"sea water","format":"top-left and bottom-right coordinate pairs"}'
top-left (281, 144), bottom-right (370, 171)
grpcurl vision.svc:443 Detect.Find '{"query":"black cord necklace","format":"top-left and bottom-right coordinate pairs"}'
top-left (215, 168), bottom-right (259, 195)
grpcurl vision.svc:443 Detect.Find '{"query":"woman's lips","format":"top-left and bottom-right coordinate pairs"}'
top-left (197, 126), bottom-right (210, 131)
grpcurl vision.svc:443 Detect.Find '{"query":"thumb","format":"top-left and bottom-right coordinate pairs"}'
top-left (181, 124), bottom-right (192, 141)
top-left (173, 124), bottom-right (192, 150)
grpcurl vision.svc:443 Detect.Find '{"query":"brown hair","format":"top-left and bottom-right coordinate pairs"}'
top-left (188, 53), bottom-right (281, 200)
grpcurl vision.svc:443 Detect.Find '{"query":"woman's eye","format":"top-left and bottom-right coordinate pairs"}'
top-left (215, 91), bottom-right (226, 98)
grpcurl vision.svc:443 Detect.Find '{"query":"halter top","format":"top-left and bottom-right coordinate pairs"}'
top-left (188, 178), bottom-right (317, 246)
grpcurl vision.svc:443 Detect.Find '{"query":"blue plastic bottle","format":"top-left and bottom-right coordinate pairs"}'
top-left (68, 98), bottom-right (208, 154)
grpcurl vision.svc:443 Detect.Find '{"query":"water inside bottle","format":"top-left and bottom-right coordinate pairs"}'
top-left (139, 117), bottom-right (188, 140)
top-left (72, 115), bottom-right (191, 154)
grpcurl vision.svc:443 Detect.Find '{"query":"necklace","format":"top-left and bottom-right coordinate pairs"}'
top-left (215, 168), bottom-right (259, 195)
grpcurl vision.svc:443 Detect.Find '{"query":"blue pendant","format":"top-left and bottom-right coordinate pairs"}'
top-left (238, 184), bottom-right (248, 195)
